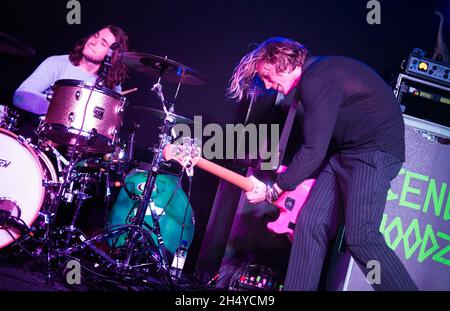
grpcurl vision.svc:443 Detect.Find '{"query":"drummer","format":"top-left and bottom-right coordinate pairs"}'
top-left (13, 25), bottom-right (129, 115)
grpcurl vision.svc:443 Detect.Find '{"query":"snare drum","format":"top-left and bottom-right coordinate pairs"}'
top-left (40, 79), bottom-right (127, 154)
top-left (0, 128), bottom-right (57, 249)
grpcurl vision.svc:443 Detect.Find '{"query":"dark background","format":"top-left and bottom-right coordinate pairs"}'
top-left (1, 0), bottom-right (449, 276)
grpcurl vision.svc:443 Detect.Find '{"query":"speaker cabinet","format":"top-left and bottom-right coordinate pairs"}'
top-left (328, 115), bottom-right (450, 290)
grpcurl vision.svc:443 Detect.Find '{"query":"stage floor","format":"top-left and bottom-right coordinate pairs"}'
top-left (0, 248), bottom-right (202, 291)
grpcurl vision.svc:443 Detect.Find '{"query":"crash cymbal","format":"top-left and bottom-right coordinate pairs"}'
top-left (121, 52), bottom-right (205, 85)
top-left (132, 106), bottom-right (194, 124)
top-left (0, 32), bottom-right (35, 56)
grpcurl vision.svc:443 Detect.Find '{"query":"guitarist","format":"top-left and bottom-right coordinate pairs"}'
top-left (227, 37), bottom-right (418, 291)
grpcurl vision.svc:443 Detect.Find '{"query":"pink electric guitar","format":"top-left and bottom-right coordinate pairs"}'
top-left (163, 141), bottom-right (315, 241)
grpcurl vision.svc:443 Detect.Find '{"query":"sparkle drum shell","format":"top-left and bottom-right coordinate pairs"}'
top-left (41, 79), bottom-right (126, 154)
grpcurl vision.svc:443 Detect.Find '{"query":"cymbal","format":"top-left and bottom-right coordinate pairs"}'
top-left (0, 32), bottom-right (35, 56)
top-left (132, 106), bottom-right (194, 124)
top-left (121, 52), bottom-right (205, 85)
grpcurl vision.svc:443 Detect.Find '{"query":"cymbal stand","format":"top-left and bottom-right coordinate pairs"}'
top-left (152, 79), bottom-right (178, 139)
top-left (121, 80), bottom-right (176, 286)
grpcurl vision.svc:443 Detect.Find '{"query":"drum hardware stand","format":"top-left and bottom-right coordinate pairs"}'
top-left (54, 73), bottom-right (105, 216)
top-left (51, 145), bottom-right (69, 180)
top-left (70, 81), bottom-right (179, 287)
top-left (34, 80), bottom-right (175, 287)
top-left (119, 81), bottom-right (176, 287)
top-left (0, 107), bottom-right (20, 133)
top-left (24, 60), bottom-right (127, 285)
top-left (59, 173), bottom-right (92, 246)
top-left (39, 150), bottom-right (84, 285)
top-left (125, 126), bottom-right (137, 162)
top-left (35, 77), bottom-right (102, 285)
top-left (35, 69), bottom-right (184, 287)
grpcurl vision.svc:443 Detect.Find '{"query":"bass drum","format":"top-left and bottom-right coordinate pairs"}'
top-left (0, 128), bottom-right (57, 249)
top-left (108, 170), bottom-right (195, 255)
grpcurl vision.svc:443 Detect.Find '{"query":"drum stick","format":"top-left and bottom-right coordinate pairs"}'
top-left (120, 87), bottom-right (138, 96)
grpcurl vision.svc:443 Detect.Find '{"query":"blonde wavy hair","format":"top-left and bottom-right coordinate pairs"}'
top-left (227, 37), bottom-right (309, 103)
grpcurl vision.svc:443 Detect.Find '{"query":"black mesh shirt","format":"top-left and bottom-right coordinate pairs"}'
top-left (276, 56), bottom-right (405, 191)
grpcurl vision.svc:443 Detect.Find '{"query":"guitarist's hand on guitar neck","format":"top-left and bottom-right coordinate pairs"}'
top-left (246, 175), bottom-right (267, 204)
top-left (246, 176), bottom-right (284, 204)
top-left (163, 140), bottom-right (314, 240)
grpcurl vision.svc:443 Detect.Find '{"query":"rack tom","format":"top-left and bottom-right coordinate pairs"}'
top-left (40, 79), bottom-right (127, 154)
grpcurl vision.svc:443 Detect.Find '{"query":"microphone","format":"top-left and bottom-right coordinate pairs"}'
top-left (97, 42), bottom-right (121, 84)
top-left (0, 210), bottom-right (31, 235)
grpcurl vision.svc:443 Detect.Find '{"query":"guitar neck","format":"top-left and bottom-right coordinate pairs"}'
top-left (196, 158), bottom-right (254, 192)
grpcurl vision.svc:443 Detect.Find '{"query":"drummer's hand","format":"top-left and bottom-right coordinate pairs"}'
top-left (246, 175), bottom-right (267, 204)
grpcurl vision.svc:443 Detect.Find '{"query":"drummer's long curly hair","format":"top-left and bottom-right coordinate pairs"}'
top-left (69, 25), bottom-right (129, 90)
top-left (227, 37), bottom-right (309, 103)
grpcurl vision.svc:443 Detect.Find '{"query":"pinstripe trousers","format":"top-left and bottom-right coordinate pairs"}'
top-left (284, 150), bottom-right (418, 291)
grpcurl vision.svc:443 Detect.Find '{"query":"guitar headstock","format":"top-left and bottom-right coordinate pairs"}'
top-left (163, 137), bottom-right (201, 169)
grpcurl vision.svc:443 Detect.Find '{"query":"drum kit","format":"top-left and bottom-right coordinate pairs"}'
top-left (0, 34), bottom-right (204, 289)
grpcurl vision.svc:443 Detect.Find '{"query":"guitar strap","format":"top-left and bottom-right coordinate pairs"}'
top-left (277, 92), bottom-right (299, 167)
top-left (277, 56), bottom-right (319, 166)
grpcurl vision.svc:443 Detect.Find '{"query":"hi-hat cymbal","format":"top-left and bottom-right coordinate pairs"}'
top-left (132, 106), bottom-right (194, 124)
top-left (121, 52), bottom-right (205, 86)
top-left (0, 32), bottom-right (35, 56)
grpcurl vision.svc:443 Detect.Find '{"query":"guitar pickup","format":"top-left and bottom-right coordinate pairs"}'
top-left (285, 197), bottom-right (295, 211)
top-left (288, 222), bottom-right (296, 231)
